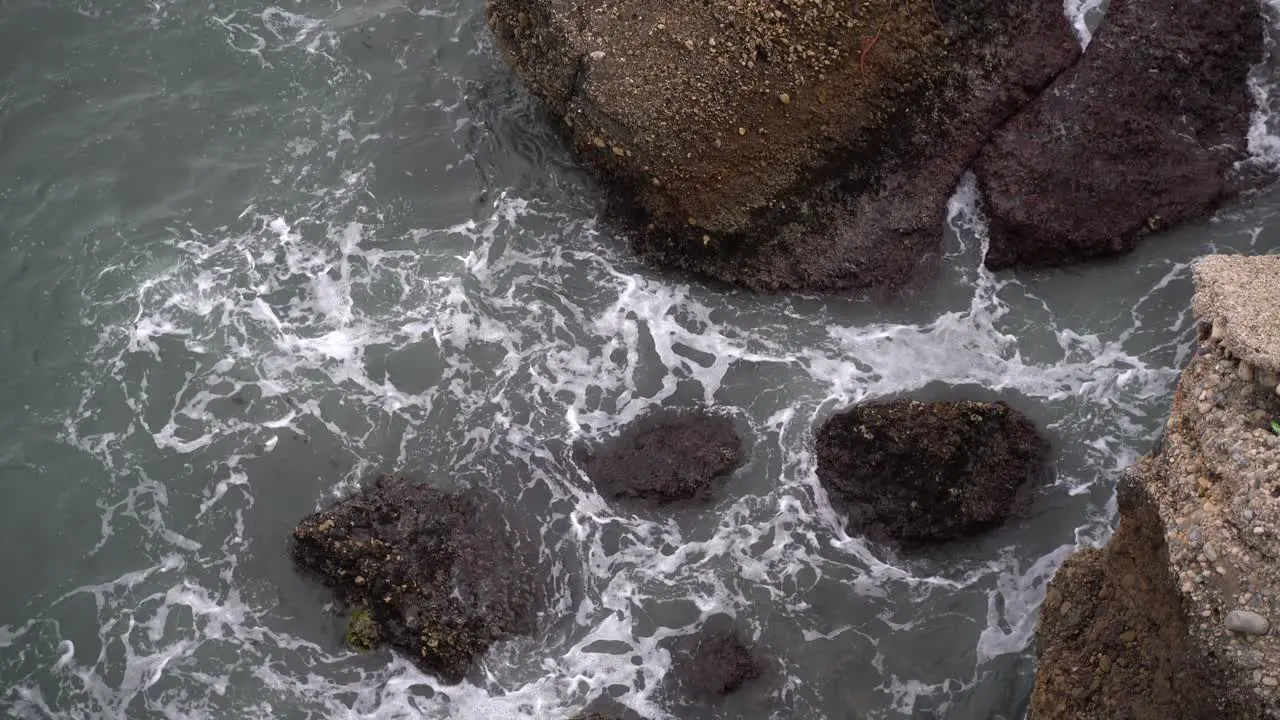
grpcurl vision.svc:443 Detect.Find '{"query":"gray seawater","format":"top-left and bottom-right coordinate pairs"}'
top-left (3, 0), bottom-right (1280, 718)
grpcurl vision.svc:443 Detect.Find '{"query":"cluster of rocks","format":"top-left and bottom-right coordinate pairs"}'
top-left (288, 0), bottom-right (1280, 712)
top-left (487, 0), bottom-right (1265, 291)
top-left (1030, 255), bottom-right (1280, 719)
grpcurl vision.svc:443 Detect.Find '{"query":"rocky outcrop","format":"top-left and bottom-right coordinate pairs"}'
top-left (976, 0), bottom-right (1266, 270)
top-left (1030, 255), bottom-right (1280, 719)
top-left (487, 0), bottom-right (1079, 290)
top-left (291, 474), bottom-right (535, 684)
top-left (575, 408), bottom-right (744, 504)
top-left (815, 399), bottom-right (1049, 544)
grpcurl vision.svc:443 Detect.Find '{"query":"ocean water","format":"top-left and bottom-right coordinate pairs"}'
top-left (2, 0), bottom-right (1279, 718)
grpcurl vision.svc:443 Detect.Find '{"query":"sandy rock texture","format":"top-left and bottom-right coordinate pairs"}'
top-left (1030, 255), bottom-right (1280, 719)
top-left (487, 0), bottom-right (1078, 290)
top-left (976, 0), bottom-right (1265, 270)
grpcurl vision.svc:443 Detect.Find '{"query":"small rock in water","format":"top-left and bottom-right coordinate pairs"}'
top-left (1225, 609), bottom-right (1270, 635)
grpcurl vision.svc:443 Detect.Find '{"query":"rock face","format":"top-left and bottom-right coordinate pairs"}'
top-left (487, 0), bottom-right (1079, 290)
top-left (976, 0), bottom-right (1265, 270)
top-left (815, 399), bottom-right (1049, 544)
top-left (291, 474), bottom-right (535, 684)
top-left (575, 409), bottom-right (744, 504)
top-left (1030, 255), bottom-right (1280, 719)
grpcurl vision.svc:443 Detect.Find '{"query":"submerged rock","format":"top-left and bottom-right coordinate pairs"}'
top-left (291, 474), bottom-right (534, 684)
top-left (666, 619), bottom-right (764, 700)
top-left (575, 409), bottom-right (744, 504)
top-left (976, 0), bottom-right (1266, 270)
top-left (487, 0), bottom-right (1077, 291)
top-left (815, 399), bottom-right (1048, 543)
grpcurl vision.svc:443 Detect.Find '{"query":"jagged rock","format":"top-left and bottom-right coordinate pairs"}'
top-left (575, 408), bottom-right (744, 504)
top-left (1030, 256), bottom-right (1280, 718)
top-left (976, 0), bottom-right (1266, 270)
top-left (815, 399), bottom-right (1049, 544)
top-left (1030, 468), bottom-right (1262, 719)
top-left (487, 0), bottom-right (1078, 290)
top-left (291, 474), bottom-right (535, 684)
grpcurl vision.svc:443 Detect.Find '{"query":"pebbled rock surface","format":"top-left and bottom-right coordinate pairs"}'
top-left (1193, 255), bottom-right (1280, 377)
top-left (815, 399), bottom-right (1049, 544)
top-left (487, 0), bottom-right (1078, 291)
top-left (1030, 256), bottom-right (1280, 718)
top-left (575, 408), bottom-right (744, 504)
top-left (976, 0), bottom-right (1266, 271)
top-left (291, 474), bottom-right (535, 684)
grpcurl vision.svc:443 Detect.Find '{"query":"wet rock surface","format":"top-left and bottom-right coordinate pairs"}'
top-left (976, 0), bottom-right (1266, 271)
top-left (815, 399), bottom-right (1049, 544)
top-left (291, 474), bottom-right (535, 684)
top-left (487, 0), bottom-right (1078, 291)
top-left (666, 619), bottom-right (765, 700)
top-left (1031, 256), bottom-right (1280, 718)
top-left (575, 409), bottom-right (744, 504)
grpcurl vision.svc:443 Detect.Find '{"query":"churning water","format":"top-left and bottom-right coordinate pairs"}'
top-left (3, 0), bottom-right (1280, 718)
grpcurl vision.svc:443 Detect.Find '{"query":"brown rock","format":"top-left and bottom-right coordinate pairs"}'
top-left (487, 0), bottom-right (1078, 291)
top-left (976, 0), bottom-right (1266, 271)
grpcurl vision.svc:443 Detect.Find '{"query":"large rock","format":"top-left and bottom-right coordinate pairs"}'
top-left (1030, 469), bottom-right (1260, 720)
top-left (487, 0), bottom-right (1078, 290)
top-left (575, 408), bottom-right (744, 504)
top-left (976, 0), bottom-right (1266, 270)
top-left (1030, 256), bottom-right (1280, 718)
top-left (291, 474), bottom-right (535, 684)
top-left (815, 399), bottom-right (1049, 544)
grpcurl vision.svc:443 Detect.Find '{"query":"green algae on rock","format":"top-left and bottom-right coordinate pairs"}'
top-left (486, 0), bottom-right (1078, 291)
top-left (291, 474), bottom-right (535, 684)
top-left (345, 606), bottom-right (379, 651)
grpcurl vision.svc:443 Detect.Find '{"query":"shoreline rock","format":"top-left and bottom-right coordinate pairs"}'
top-left (815, 398), bottom-right (1050, 544)
top-left (1030, 254), bottom-right (1280, 718)
top-left (976, 0), bottom-right (1266, 271)
top-left (574, 408), bottom-right (745, 505)
top-left (291, 474), bottom-right (535, 684)
top-left (487, 0), bottom-right (1079, 291)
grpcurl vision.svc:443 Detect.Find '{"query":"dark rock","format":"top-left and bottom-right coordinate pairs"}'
top-left (815, 399), bottom-right (1049, 544)
top-left (569, 698), bottom-right (648, 720)
top-left (668, 621), bottom-right (763, 699)
top-left (1029, 466), bottom-right (1262, 719)
top-left (291, 474), bottom-right (534, 684)
top-left (976, 0), bottom-right (1267, 271)
top-left (487, 0), bottom-right (1078, 291)
top-left (575, 409), bottom-right (744, 504)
